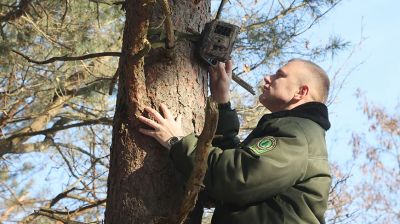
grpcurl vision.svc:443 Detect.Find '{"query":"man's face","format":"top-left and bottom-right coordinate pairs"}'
top-left (259, 61), bottom-right (303, 112)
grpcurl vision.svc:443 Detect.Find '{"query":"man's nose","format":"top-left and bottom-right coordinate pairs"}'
top-left (264, 75), bottom-right (271, 84)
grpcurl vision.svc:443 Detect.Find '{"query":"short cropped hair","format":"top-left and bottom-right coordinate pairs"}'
top-left (289, 58), bottom-right (330, 103)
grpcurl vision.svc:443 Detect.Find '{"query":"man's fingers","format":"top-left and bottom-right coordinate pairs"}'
top-left (144, 106), bottom-right (164, 123)
top-left (139, 128), bottom-right (157, 137)
top-left (138, 116), bottom-right (161, 130)
top-left (209, 66), bottom-right (219, 82)
top-left (217, 62), bottom-right (225, 76)
top-left (210, 61), bottom-right (234, 84)
top-left (160, 103), bottom-right (173, 120)
top-left (225, 60), bottom-right (233, 77)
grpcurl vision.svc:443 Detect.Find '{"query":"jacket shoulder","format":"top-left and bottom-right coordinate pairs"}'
top-left (265, 117), bottom-right (328, 157)
top-left (287, 117), bottom-right (328, 158)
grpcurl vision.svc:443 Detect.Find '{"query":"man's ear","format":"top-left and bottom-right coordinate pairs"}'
top-left (293, 85), bottom-right (309, 100)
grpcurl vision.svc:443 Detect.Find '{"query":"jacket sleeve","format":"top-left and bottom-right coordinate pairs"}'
top-left (170, 119), bottom-right (309, 206)
top-left (212, 103), bottom-right (240, 149)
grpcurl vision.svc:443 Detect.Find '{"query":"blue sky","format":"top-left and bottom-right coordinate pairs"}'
top-left (311, 0), bottom-right (400, 162)
top-left (323, 0), bottom-right (400, 106)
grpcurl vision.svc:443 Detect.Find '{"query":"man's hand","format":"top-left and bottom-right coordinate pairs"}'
top-left (209, 60), bottom-right (233, 104)
top-left (138, 104), bottom-right (184, 150)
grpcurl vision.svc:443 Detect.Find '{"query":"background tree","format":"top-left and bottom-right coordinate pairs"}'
top-left (348, 92), bottom-right (400, 223)
top-left (0, 0), bottom-right (349, 223)
top-left (1, 1), bottom-right (122, 222)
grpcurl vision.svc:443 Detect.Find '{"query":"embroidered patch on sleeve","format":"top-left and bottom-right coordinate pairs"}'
top-left (249, 136), bottom-right (277, 155)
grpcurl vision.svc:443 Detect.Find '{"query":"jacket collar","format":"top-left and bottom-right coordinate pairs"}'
top-left (259, 102), bottom-right (331, 130)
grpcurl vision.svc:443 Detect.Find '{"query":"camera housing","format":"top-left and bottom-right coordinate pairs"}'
top-left (199, 20), bottom-right (239, 66)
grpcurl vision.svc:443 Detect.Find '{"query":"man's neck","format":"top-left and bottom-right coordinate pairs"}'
top-left (273, 99), bottom-right (315, 113)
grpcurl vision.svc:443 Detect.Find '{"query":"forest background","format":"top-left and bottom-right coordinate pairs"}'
top-left (1, 0), bottom-right (399, 223)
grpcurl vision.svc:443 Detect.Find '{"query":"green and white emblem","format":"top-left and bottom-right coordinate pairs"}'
top-left (249, 136), bottom-right (277, 155)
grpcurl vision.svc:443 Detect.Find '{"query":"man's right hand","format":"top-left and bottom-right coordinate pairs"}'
top-left (209, 60), bottom-right (233, 104)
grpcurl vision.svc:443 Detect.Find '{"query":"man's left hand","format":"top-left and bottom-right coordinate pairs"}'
top-left (138, 104), bottom-right (184, 150)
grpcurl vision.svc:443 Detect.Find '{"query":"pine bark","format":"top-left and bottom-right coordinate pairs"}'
top-left (105, 1), bottom-right (211, 223)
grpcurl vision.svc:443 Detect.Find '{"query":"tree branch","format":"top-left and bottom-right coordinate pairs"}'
top-left (0, 0), bottom-right (32, 23)
top-left (57, 142), bottom-right (109, 168)
top-left (159, 0), bottom-right (175, 48)
top-left (0, 91), bottom-right (78, 155)
top-left (245, 2), bottom-right (307, 30)
top-left (0, 98), bottom-right (25, 130)
top-left (39, 199), bottom-right (106, 216)
top-left (173, 98), bottom-right (219, 224)
top-left (215, 0), bottom-right (228, 20)
top-left (32, 211), bottom-right (86, 224)
top-left (12, 47), bottom-right (150, 97)
top-left (0, 139), bottom-right (53, 156)
top-left (293, 1), bottom-right (342, 38)
top-left (20, 15), bottom-right (73, 50)
top-left (0, 78), bottom-right (112, 156)
top-left (0, 194), bottom-right (27, 222)
top-left (12, 50), bottom-right (121, 65)
top-left (6, 117), bottom-right (112, 139)
top-left (0, 94), bottom-right (73, 156)
top-left (0, 118), bottom-right (112, 156)
top-left (50, 188), bottom-right (77, 207)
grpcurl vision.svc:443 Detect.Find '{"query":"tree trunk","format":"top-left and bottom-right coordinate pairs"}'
top-left (105, 1), bottom-right (211, 223)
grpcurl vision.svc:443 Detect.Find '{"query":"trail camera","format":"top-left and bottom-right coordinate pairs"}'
top-left (199, 20), bottom-right (239, 66)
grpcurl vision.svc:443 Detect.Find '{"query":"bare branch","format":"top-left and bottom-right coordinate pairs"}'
top-left (39, 199), bottom-right (106, 216)
top-left (57, 142), bottom-right (109, 168)
top-left (215, 0), bottom-right (228, 19)
top-left (327, 33), bottom-right (366, 106)
top-left (6, 117), bottom-right (112, 139)
top-left (293, 1), bottom-right (342, 38)
top-left (245, 2), bottom-right (307, 31)
top-left (56, 145), bottom-right (81, 181)
top-left (50, 188), bottom-right (77, 208)
top-left (61, 0), bottom-right (68, 24)
top-left (0, 194), bottom-right (27, 222)
top-left (65, 194), bottom-right (102, 204)
top-left (32, 210), bottom-right (86, 224)
top-left (12, 50), bottom-right (121, 65)
top-left (0, 78), bottom-right (112, 156)
top-left (0, 93), bottom-right (72, 155)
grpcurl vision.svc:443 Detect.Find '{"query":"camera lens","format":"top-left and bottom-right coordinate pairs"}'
top-left (209, 58), bottom-right (217, 65)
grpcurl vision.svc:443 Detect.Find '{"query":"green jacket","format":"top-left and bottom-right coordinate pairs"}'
top-left (170, 102), bottom-right (331, 224)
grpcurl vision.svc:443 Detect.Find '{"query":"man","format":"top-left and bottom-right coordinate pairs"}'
top-left (138, 59), bottom-right (331, 223)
